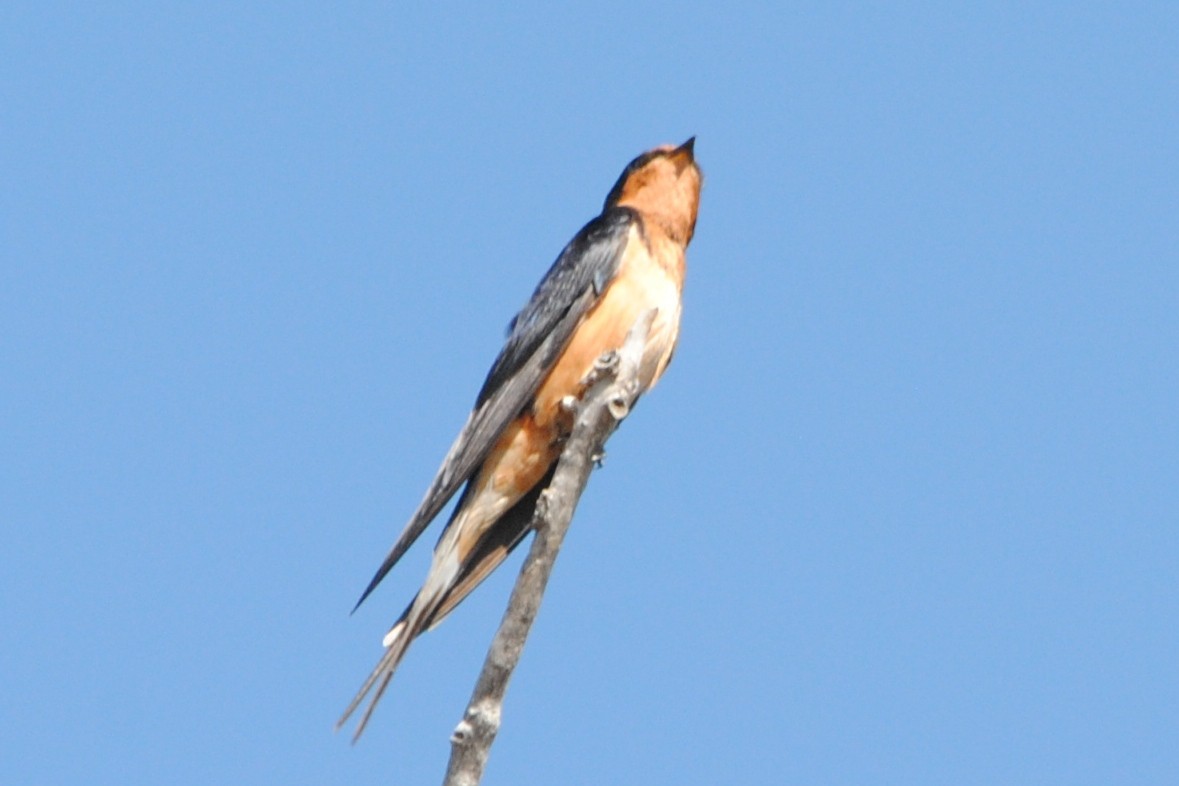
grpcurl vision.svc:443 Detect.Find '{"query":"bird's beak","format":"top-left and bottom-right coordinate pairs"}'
top-left (668, 136), bottom-right (696, 174)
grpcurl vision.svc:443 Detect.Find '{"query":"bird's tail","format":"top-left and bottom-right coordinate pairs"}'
top-left (337, 469), bottom-right (550, 741)
top-left (336, 560), bottom-right (454, 742)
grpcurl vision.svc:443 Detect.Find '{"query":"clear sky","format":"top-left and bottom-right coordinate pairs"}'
top-left (4, 3), bottom-right (1177, 784)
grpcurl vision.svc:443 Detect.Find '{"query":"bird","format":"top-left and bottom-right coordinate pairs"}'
top-left (339, 138), bottom-right (702, 740)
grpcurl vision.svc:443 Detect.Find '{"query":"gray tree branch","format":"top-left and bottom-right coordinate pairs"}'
top-left (441, 309), bottom-right (657, 786)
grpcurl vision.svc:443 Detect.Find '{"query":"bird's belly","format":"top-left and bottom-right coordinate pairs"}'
top-left (455, 240), bottom-right (683, 549)
top-left (533, 258), bottom-right (682, 430)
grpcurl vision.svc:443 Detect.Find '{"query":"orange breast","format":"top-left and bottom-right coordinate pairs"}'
top-left (532, 224), bottom-right (684, 429)
top-left (455, 223), bottom-right (684, 551)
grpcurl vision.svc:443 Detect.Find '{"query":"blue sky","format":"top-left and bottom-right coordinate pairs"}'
top-left (4, 3), bottom-right (1177, 784)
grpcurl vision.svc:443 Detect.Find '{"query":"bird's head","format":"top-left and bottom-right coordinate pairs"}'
top-left (604, 138), bottom-right (702, 245)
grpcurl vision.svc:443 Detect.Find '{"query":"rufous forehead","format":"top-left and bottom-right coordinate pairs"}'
top-left (639, 149), bottom-right (694, 171)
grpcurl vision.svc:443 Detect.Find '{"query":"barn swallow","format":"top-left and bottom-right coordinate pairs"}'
top-left (339, 138), bottom-right (702, 740)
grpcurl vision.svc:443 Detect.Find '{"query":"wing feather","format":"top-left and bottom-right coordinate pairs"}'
top-left (351, 207), bottom-right (637, 611)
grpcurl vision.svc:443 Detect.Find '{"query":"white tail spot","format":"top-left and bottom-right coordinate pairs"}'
top-left (382, 620), bottom-right (406, 649)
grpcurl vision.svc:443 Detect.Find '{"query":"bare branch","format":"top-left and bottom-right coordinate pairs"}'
top-left (441, 309), bottom-right (657, 786)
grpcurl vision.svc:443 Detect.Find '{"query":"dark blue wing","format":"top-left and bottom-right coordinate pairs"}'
top-left (353, 207), bottom-right (637, 610)
top-left (477, 207), bottom-right (638, 404)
